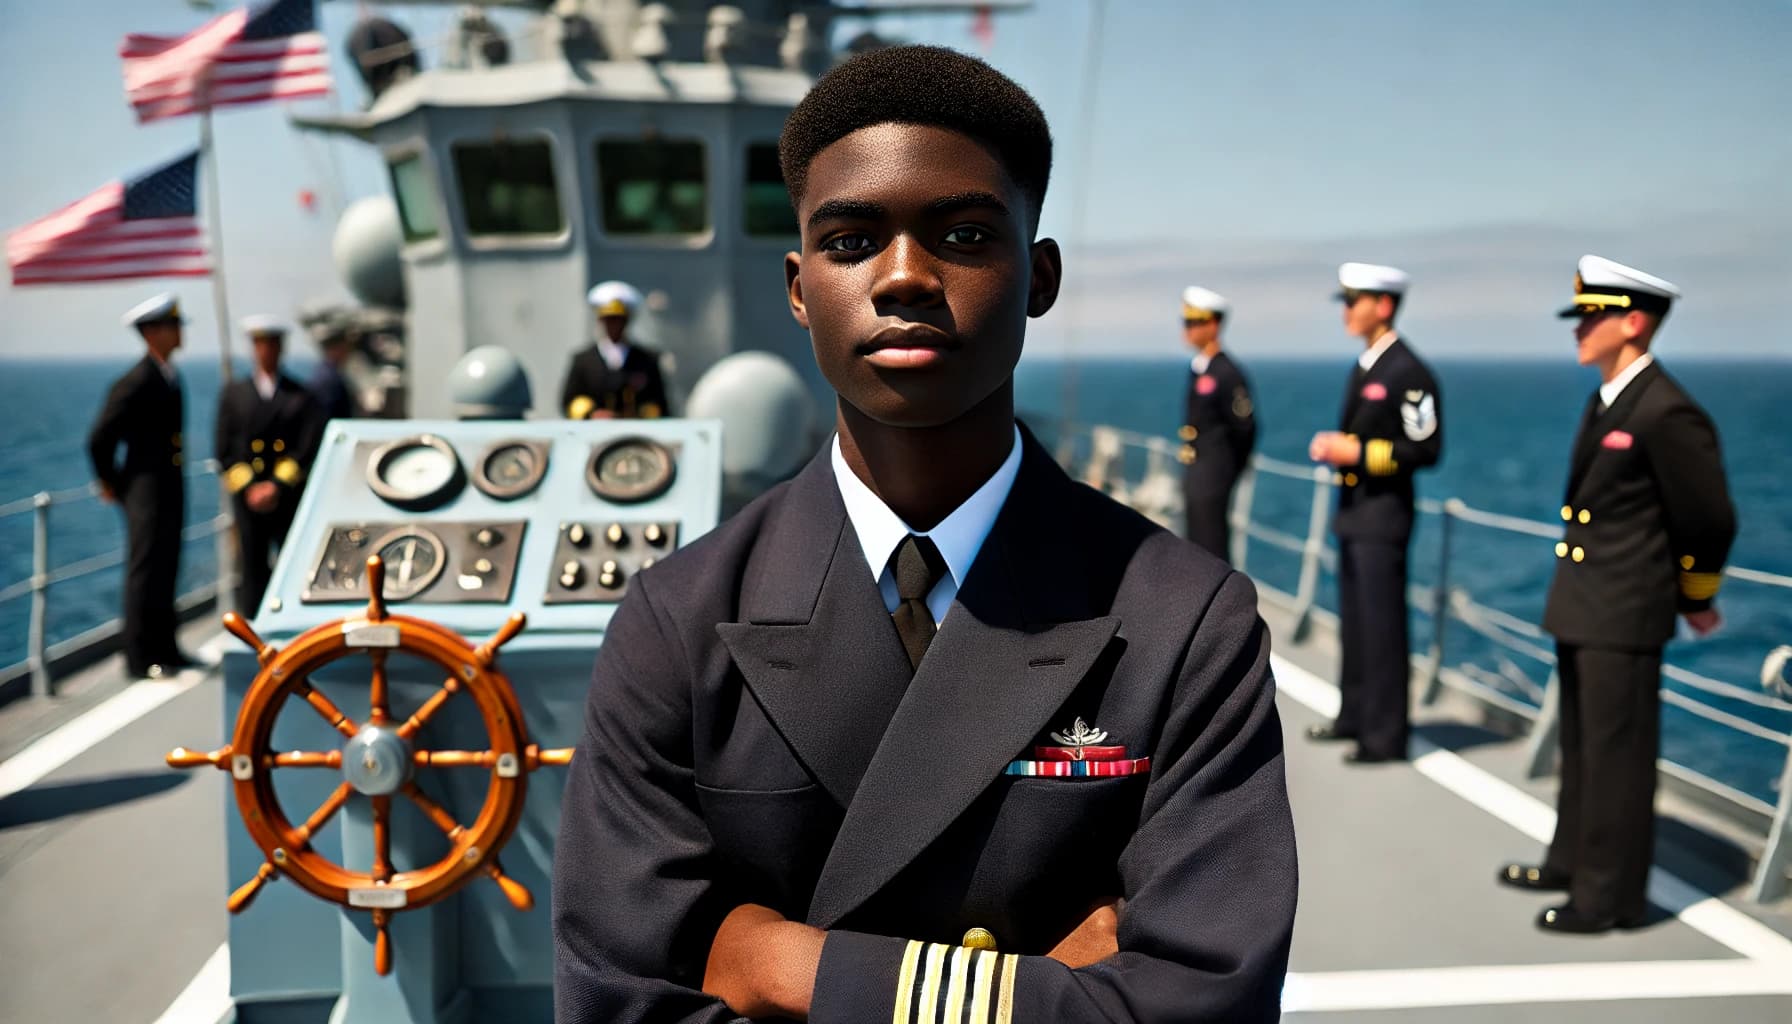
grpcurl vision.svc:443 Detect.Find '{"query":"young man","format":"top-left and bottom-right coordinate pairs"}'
top-left (554, 46), bottom-right (1295, 1024)
top-left (1176, 285), bottom-right (1256, 562)
top-left (1497, 256), bottom-right (1735, 934)
top-left (87, 293), bottom-right (192, 679)
top-left (216, 316), bottom-right (323, 615)
top-left (561, 280), bottom-right (671, 420)
top-left (1307, 263), bottom-right (1443, 763)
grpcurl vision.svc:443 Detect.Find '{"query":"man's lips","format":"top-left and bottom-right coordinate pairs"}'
top-left (857, 324), bottom-right (959, 368)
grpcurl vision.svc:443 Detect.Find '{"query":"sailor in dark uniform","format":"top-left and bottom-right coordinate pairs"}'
top-left (1176, 286), bottom-right (1256, 562)
top-left (87, 293), bottom-right (191, 679)
top-left (1307, 262), bottom-right (1444, 763)
top-left (307, 326), bottom-right (361, 421)
top-left (216, 316), bottom-right (323, 615)
top-left (1498, 256), bottom-right (1736, 934)
top-left (554, 45), bottom-right (1295, 1024)
top-left (560, 280), bottom-right (670, 420)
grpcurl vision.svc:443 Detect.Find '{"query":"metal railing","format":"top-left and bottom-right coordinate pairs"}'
top-left (0, 461), bottom-right (232, 699)
top-left (1066, 421), bottom-right (1792, 904)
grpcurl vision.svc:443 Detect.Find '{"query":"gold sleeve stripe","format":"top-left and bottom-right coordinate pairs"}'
top-left (640, 402), bottom-right (664, 419)
top-left (1366, 438), bottom-right (1399, 476)
top-left (892, 940), bottom-right (923, 1024)
top-left (1680, 571), bottom-right (1723, 601)
top-left (916, 942), bottom-right (947, 1023)
top-left (272, 457), bottom-right (303, 486)
top-left (567, 395), bottom-right (596, 420)
top-left (223, 463), bottom-right (255, 494)
top-left (995, 952), bottom-right (1019, 1024)
top-left (942, 946), bottom-right (973, 1022)
top-left (969, 947), bottom-right (997, 1023)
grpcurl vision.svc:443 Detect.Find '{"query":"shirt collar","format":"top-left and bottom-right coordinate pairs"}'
top-left (831, 424), bottom-right (1023, 589)
top-left (254, 369), bottom-right (278, 398)
top-left (1190, 351), bottom-right (1212, 375)
top-left (1600, 352), bottom-right (1654, 407)
top-left (595, 334), bottom-right (630, 372)
top-left (149, 352), bottom-right (176, 382)
top-left (1358, 331), bottom-right (1400, 371)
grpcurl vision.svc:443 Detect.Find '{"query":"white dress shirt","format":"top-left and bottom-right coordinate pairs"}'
top-left (254, 370), bottom-right (277, 402)
top-left (1358, 331), bottom-right (1401, 371)
top-left (1599, 353), bottom-right (1655, 408)
top-left (596, 336), bottom-right (630, 372)
top-left (1190, 352), bottom-right (1212, 375)
top-left (831, 425), bottom-right (1023, 625)
top-left (151, 353), bottom-right (177, 385)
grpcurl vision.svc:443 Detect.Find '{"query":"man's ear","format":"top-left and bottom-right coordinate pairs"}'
top-left (784, 251), bottom-right (809, 329)
top-left (1027, 237), bottom-right (1063, 318)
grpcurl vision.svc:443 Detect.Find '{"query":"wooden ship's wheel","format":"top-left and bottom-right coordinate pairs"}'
top-left (167, 555), bottom-right (573, 975)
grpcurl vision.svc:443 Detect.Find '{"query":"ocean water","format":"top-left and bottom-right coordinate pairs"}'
top-left (1, 355), bottom-right (1787, 802)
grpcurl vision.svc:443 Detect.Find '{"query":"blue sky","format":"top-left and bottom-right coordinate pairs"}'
top-left (2, 0), bottom-right (1788, 359)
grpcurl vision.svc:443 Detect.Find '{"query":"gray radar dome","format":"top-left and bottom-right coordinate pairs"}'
top-left (450, 345), bottom-right (533, 420)
top-left (333, 196), bottom-right (406, 309)
top-left (687, 352), bottom-right (817, 501)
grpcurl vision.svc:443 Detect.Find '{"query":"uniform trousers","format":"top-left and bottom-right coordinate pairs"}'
top-left (122, 473), bottom-right (184, 672)
top-left (1335, 538), bottom-right (1411, 759)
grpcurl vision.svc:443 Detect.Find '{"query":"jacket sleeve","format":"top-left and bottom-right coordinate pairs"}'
top-left (88, 372), bottom-right (136, 493)
top-left (1644, 404), bottom-right (1737, 612)
top-left (1359, 364), bottom-right (1441, 479)
top-left (808, 572), bottom-right (1297, 1024)
top-left (552, 576), bottom-right (749, 1024)
top-left (562, 354), bottom-right (596, 420)
top-left (1226, 367), bottom-right (1257, 467)
top-left (641, 353), bottom-right (671, 418)
top-left (275, 391), bottom-right (326, 495)
top-left (215, 387), bottom-right (255, 495)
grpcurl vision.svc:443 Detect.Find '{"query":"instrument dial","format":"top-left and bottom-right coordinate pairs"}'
top-left (371, 528), bottom-right (447, 600)
top-left (587, 437), bottom-right (676, 504)
top-left (473, 439), bottom-right (549, 500)
top-left (367, 435), bottom-right (464, 511)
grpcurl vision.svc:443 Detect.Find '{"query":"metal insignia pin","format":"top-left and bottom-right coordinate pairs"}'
top-left (1050, 717), bottom-right (1108, 759)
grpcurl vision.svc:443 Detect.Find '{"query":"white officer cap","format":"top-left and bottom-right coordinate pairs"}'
top-left (587, 280), bottom-right (643, 318)
top-left (1335, 262), bottom-right (1410, 299)
top-left (122, 292), bottom-right (186, 328)
top-left (240, 314), bottom-right (287, 338)
top-left (1558, 254), bottom-right (1681, 319)
top-left (1180, 286), bottom-right (1230, 320)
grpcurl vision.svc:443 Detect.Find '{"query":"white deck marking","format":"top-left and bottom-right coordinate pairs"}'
top-left (1271, 653), bottom-right (1792, 976)
top-left (0, 668), bottom-right (205, 799)
top-left (150, 942), bottom-right (230, 1024)
top-left (1282, 959), bottom-right (1792, 1013)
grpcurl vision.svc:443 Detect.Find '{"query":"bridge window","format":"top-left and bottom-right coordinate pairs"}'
top-left (451, 139), bottom-right (565, 236)
top-left (743, 144), bottom-right (797, 237)
top-left (596, 139), bottom-right (708, 236)
top-left (387, 154), bottom-right (440, 243)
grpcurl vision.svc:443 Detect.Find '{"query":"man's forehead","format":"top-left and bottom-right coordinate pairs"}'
top-left (802, 123), bottom-right (1021, 210)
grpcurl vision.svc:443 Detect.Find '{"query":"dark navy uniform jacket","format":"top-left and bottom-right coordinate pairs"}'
top-left (561, 342), bottom-right (671, 420)
top-left (1332, 337), bottom-right (1443, 543)
top-left (88, 355), bottom-right (186, 493)
top-left (1179, 351), bottom-right (1256, 494)
top-left (1542, 361), bottom-right (1736, 651)
top-left (553, 429), bottom-right (1297, 1023)
top-left (215, 372), bottom-right (323, 502)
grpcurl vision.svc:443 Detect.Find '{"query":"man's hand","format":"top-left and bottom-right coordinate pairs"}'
top-left (587, 408), bottom-right (616, 420)
top-left (1046, 901), bottom-right (1121, 968)
top-left (246, 481), bottom-right (279, 513)
top-left (97, 482), bottom-right (117, 505)
top-left (1683, 607), bottom-right (1722, 637)
top-left (704, 904), bottom-right (824, 1020)
top-left (1308, 431), bottom-right (1362, 468)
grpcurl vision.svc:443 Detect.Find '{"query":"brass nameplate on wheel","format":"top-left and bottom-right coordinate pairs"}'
top-left (347, 886), bottom-right (408, 909)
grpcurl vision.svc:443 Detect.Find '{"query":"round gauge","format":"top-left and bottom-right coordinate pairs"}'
top-left (371, 528), bottom-right (447, 600)
top-left (473, 439), bottom-right (549, 500)
top-left (587, 437), bottom-right (677, 504)
top-left (367, 435), bottom-right (465, 510)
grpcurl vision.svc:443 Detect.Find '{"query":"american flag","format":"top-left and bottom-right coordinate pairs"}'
top-left (121, 0), bottom-right (330, 123)
top-left (6, 151), bottom-right (209, 286)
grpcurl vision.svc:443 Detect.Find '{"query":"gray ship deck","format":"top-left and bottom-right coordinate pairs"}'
top-left (1, 602), bottom-right (1788, 1023)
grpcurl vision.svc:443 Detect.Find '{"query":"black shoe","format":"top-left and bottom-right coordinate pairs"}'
top-left (1343, 747), bottom-right (1404, 764)
top-left (1306, 723), bottom-right (1356, 743)
top-left (1496, 863), bottom-right (1570, 892)
top-left (162, 649), bottom-right (199, 669)
top-left (1536, 903), bottom-right (1645, 935)
top-left (143, 663), bottom-right (170, 680)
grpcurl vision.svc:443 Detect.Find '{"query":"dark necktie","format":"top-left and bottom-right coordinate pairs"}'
top-left (890, 534), bottom-right (948, 672)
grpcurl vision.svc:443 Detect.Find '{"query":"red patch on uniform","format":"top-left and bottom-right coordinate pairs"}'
top-left (1362, 382), bottom-right (1387, 401)
top-left (1602, 430), bottom-right (1633, 450)
top-left (1196, 375), bottom-right (1217, 395)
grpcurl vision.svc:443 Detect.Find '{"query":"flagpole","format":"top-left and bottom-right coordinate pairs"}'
top-left (200, 104), bottom-right (239, 611)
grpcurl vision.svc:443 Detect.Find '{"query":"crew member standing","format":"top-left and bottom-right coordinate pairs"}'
top-left (1307, 263), bottom-right (1444, 763)
top-left (1498, 256), bottom-right (1735, 934)
top-left (561, 280), bottom-right (670, 420)
top-left (216, 316), bottom-right (322, 615)
top-left (88, 293), bottom-right (191, 679)
top-left (1176, 286), bottom-right (1256, 561)
top-left (308, 325), bottom-right (362, 421)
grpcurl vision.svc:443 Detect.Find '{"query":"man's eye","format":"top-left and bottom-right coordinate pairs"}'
top-left (820, 234), bottom-right (876, 255)
top-left (944, 226), bottom-right (992, 245)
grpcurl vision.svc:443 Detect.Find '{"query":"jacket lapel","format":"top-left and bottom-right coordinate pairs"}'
top-left (806, 436), bottom-right (1121, 929)
top-left (1567, 362), bottom-right (1658, 499)
top-left (714, 451), bottom-right (916, 810)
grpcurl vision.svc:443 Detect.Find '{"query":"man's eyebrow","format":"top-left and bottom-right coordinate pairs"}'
top-left (928, 191), bottom-right (1009, 217)
top-left (807, 198), bottom-right (886, 229)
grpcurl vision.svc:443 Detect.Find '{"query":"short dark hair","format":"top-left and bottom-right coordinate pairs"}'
top-left (779, 45), bottom-right (1053, 225)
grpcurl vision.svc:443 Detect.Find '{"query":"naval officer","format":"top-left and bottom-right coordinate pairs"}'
top-left (1176, 286), bottom-right (1257, 562)
top-left (216, 316), bottom-right (323, 615)
top-left (1307, 263), bottom-right (1444, 763)
top-left (1498, 256), bottom-right (1736, 934)
top-left (561, 280), bottom-right (671, 420)
top-left (87, 293), bottom-right (192, 679)
top-left (554, 44), bottom-right (1295, 1024)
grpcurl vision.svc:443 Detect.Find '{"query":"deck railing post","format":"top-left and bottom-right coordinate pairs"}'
top-left (1523, 667), bottom-right (1561, 778)
top-left (1291, 467), bottom-right (1332, 643)
top-left (1229, 466), bottom-right (1257, 571)
top-left (1749, 739), bottom-right (1792, 903)
top-left (28, 492), bottom-right (52, 698)
top-left (1421, 499), bottom-right (1458, 705)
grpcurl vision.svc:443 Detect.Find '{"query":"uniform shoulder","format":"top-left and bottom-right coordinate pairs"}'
top-left (1061, 472), bottom-right (1232, 590)
top-left (628, 470), bottom-right (801, 606)
top-left (1391, 339), bottom-right (1440, 385)
top-left (1639, 365), bottom-right (1716, 427)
